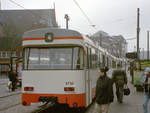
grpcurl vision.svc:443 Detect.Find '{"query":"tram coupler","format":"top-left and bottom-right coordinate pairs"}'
top-left (39, 96), bottom-right (58, 104)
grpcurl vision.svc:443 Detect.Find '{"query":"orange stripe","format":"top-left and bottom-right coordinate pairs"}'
top-left (22, 93), bottom-right (85, 107)
top-left (23, 37), bottom-right (44, 41)
top-left (23, 37), bottom-right (83, 41)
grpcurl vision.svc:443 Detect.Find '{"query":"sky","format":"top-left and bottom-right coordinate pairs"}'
top-left (1, 0), bottom-right (150, 52)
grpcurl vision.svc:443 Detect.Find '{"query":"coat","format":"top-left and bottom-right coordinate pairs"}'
top-left (95, 75), bottom-right (114, 105)
top-left (112, 69), bottom-right (127, 85)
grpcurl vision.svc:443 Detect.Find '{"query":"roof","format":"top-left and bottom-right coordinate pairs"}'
top-left (112, 35), bottom-right (127, 44)
top-left (0, 9), bottom-right (57, 50)
top-left (23, 28), bottom-right (82, 38)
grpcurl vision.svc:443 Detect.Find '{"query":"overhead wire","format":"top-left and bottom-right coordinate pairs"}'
top-left (72, 0), bottom-right (136, 31)
top-left (126, 37), bottom-right (136, 41)
top-left (72, 0), bottom-right (97, 30)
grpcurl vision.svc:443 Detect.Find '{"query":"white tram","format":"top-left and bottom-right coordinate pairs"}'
top-left (22, 28), bottom-right (121, 107)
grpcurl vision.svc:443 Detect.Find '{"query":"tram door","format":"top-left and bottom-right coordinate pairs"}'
top-left (85, 47), bottom-right (91, 106)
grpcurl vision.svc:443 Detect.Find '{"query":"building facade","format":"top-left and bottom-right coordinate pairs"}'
top-left (91, 31), bottom-right (127, 58)
top-left (0, 9), bottom-right (57, 75)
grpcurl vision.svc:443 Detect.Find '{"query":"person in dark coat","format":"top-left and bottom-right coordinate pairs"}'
top-left (94, 66), bottom-right (114, 113)
top-left (8, 70), bottom-right (17, 91)
top-left (112, 69), bottom-right (127, 103)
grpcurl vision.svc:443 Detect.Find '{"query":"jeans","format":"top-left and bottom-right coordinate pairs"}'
top-left (143, 93), bottom-right (149, 113)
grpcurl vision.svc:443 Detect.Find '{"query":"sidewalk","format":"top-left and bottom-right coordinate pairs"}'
top-left (109, 72), bottom-right (146, 113)
top-left (0, 78), bottom-right (21, 97)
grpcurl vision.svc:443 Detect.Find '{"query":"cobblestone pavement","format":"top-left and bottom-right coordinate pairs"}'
top-left (0, 78), bottom-right (41, 113)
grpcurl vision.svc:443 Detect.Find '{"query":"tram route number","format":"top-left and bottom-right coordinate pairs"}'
top-left (65, 82), bottom-right (74, 85)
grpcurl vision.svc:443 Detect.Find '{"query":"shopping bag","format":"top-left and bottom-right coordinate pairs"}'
top-left (124, 84), bottom-right (130, 96)
top-left (6, 81), bottom-right (12, 91)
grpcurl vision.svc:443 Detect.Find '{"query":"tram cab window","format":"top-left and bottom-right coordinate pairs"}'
top-left (73, 47), bottom-right (84, 69)
top-left (23, 47), bottom-right (84, 70)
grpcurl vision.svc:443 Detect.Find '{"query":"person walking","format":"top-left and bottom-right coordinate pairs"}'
top-left (94, 66), bottom-right (114, 113)
top-left (8, 70), bottom-right (17, 91)
top-left (142, 67), bottom-right (150, 113)
top-left (112, 69), bottom-right (127, 103)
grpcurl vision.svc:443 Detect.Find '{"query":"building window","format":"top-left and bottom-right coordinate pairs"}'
top-left (2, 52), bottom-right (6, 58)
top-left (12, 51), bottom-right (16, 57)
top-left (7, 52), bottom-right (11, 58)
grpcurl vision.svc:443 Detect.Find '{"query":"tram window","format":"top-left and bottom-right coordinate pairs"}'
top-left (28, 49), bottom-right (40, 69)
top-left (73, 47), bottom-right (84, 69)
top-left (23, 47), bottom-right (84, 70)
top-left (49, 48), bottom-right (72, 69)
top-left (91, 48), bottom-right (97, 69)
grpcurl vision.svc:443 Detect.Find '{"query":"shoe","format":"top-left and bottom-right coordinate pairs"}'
top-left (118, 100), bottom-right (123, 103)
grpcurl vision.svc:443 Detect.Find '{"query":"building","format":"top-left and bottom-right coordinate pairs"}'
top-left (91, 31), bottom-right (127, 58)
top-left (0, 9), bottom-right (57, 75)
top-left (112, 35), bottom-right (127, 58)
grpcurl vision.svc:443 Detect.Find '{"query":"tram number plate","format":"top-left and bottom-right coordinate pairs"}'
top-left (65, 82), bottom-right (74, 85)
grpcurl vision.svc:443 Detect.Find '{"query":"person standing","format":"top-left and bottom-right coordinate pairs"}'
top-left (142, 67), bottom-right (150, 113)
top-left (94, 67), bottom-right (114, 113)
top-left (8, 70), bottom-right (17, 91)
top-left (112, 69), bottom-right (127, 103)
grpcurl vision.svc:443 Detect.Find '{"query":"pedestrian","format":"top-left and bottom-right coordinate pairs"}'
top-left (8, 70), bottom-right (17, 91)
top-left (142, 67), bottom-right (150, 113)
top-left (94, 66), bottom-right (114, 113)
top-left (112, 69), bottom-right (127, 103)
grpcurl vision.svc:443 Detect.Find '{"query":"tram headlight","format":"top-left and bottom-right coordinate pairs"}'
top-left (45, 32), bottom-right (54, 42)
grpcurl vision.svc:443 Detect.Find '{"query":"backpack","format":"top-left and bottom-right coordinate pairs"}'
top-left (115, 75), bottom-right (124, 86)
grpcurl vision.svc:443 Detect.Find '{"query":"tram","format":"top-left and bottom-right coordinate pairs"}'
top-left (21, 28), bottom-right (121, 107)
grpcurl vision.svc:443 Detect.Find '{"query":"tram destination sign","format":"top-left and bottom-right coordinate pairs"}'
top-left (45, 32), bottom-right (54, 42)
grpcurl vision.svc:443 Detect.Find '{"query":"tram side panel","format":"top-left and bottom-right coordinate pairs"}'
top-left (84, 47), bottom-right (98, 106)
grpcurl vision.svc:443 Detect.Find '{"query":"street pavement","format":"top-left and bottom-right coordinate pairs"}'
top-left (0, 70), bottom-right (149, 113)
top-left (109, 72), bottom-right (146, 113)
top-left (0, 78), bottom-right (41, 113)
top-left (0, 78), bottom-right (21, 97)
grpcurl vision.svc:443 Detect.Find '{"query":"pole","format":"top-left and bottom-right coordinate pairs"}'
top-left (147, 31), bottom-right (149, 60)
top-left (143, 48), bottom-right (144, 60)
top-left (64, 14), bottom-right (69, 29)
top-left (137, 8), bottom-right (140, 60)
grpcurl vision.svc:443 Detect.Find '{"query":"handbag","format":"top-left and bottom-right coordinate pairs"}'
top-left (6, 81), bottom-right (12, 91)
top-left (124, 84), bottom-right (130, 96)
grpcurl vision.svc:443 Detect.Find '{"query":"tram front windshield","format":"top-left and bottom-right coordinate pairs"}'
top-left (23, 47), bottom-right (84, 70)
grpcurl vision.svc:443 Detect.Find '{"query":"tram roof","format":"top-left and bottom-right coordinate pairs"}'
top-left (23, 28), bottom-right (82, 38)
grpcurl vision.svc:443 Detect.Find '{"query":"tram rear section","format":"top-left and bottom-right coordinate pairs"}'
top-left (21, 28), bottom-right (125, 111)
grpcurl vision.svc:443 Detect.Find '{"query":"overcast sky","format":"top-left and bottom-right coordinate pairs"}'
top-left (1, 0), bottom-right (150, 52)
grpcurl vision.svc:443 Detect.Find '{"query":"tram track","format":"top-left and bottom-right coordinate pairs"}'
top-left (31, 103), bottom-right (85, 113)
top-left (0, 91), bottom-right (22, 112)
top-left (0, 92), bottom-right (21, 99)
top-left (0, 102), bottom-right (21, 112)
